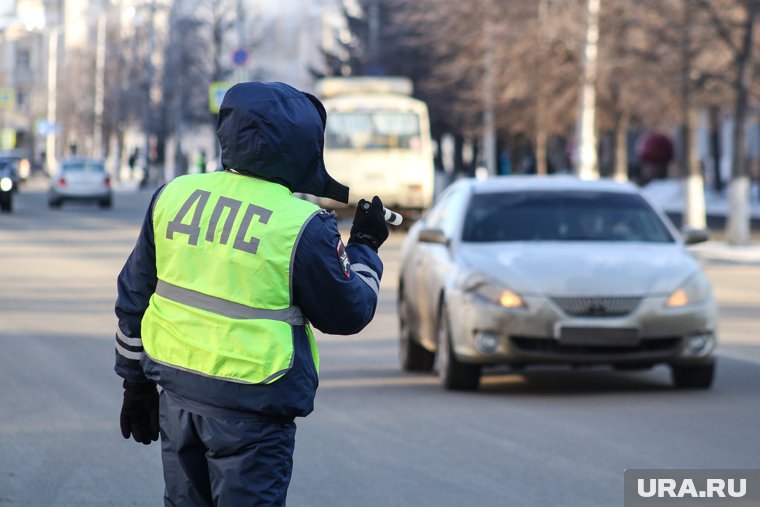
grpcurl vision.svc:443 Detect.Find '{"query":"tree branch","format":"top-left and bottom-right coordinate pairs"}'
top-left (693, 0), bottom-right (740, 54)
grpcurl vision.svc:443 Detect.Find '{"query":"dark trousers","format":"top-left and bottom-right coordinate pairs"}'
top-left (159, 391), bottom-right (297, 507)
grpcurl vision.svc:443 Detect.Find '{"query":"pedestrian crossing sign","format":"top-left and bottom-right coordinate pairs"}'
top-left (1, 128), bottom-right (16, 149)
top-left (209, 82), bottom-right (234, 114)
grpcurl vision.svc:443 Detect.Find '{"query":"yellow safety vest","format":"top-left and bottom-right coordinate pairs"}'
top-left (142, 171), bottom-right (320, 384)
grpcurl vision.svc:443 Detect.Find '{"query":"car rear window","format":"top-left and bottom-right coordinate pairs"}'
top-left (62, 162), bottom-right (105, 173)
top-left (462, 190), bottom-right (674, 243)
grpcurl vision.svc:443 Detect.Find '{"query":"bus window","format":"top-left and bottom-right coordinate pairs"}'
top-left (326, 111), bottom-right (421, 150)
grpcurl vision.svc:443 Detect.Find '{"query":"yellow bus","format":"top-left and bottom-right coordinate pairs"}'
top-left (316, 77), bottom-right (435, 215)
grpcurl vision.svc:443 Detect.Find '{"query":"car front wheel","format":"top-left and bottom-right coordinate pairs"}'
top-left (437, 302), bottom-right (480, 391)
top-left (399, 292), bottom-right (435, 372)
top-left (670, 361), bottom-right (715, 389)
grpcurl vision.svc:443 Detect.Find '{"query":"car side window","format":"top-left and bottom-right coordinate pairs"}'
top-left (438, 189), bottom-right (469, 239)
top-left (425, 188), bottom-right (455, 228)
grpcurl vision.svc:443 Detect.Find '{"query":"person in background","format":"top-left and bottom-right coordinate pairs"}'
top-left (636, 131), bottom-right (674, 185)
top-left (196, 149), bottom-right (207, 174)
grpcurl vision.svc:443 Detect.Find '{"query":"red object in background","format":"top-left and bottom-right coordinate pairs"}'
top-left (636, 132), bottom-right (674, 165)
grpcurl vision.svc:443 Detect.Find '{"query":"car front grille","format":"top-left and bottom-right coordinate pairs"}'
top-left (551, 296), bottom-right (642, 317)
top-left (510, 336), bottom-right (681, 355)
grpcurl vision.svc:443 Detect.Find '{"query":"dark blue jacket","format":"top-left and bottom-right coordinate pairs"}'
top-left (114, 83), bottom-right (381, 420)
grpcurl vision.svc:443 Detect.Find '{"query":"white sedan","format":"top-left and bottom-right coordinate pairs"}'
top-left (398, 176), bottom-right (716, 390)
top-left (49, 158), bottom-right (112, 209)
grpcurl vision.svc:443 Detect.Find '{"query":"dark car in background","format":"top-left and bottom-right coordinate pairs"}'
top-left (0, 155), bottom-right (26, 189)
top-left (0, 160), bottom-right (16, 212)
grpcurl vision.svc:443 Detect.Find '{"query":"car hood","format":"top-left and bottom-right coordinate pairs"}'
top-left (457, 241), bottom-right (699, 296)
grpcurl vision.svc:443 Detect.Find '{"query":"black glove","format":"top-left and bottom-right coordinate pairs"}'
top-left (349, 196), bottom-right (389, 251)
top-left (120, 380), bottom-right (159, 445)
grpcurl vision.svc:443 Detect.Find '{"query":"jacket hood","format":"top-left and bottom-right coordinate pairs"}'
top-left (217, 82), bottom-right (349, 203)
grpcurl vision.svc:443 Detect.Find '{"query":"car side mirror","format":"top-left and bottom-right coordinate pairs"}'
top-left (682, 227), bottom-right (710, 245)
top-left (418, 228), bottom-right (449, 245)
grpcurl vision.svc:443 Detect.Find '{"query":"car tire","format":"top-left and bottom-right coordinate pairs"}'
top-left (48, 198), bottom-right (62, 209)
top-left (437, 302), bottom-right (480, 391)
top-left (399, 292), bottom-right (435, 372)
top-left (98, 197), bottom-right (112, 209)
top-left (0, 193), bottom-right (11, 213)
top-left (670, 361), bottom-right (715, 389)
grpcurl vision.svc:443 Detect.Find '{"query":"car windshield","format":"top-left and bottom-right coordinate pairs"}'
top-left (326, 111), bottom-right (421, 150)
top-left (62, 161), bottom-right (104, 173)
top-left (462, 190), bottom-right (674, 243)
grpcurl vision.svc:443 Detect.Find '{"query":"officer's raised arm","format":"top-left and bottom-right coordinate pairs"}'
top-left (294, 196), bottom-right (388, 335)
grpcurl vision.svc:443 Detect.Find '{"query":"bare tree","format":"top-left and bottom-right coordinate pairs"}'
top-left (324, 0), bottom-right (588, 174)
top-left (599, 0), bottom-right (723, 227)
top-left (58, 47), bottom-right (96, 156)
top-left (155, 0), bottom-right (240, 175)
top-left (693, 0), bottom-right (760, 244)
top-left (326, 0), bottom-right (760, 216)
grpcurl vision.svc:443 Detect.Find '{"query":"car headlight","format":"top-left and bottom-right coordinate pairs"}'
top-left (459, 273), bottom-right (525, 309)
top-left (666, 273), bottom-right (711, 308)
top-left (0, 177), bottom-right (12, 192)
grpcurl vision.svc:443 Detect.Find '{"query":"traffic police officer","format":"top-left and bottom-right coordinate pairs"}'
top-left (114, 82), bottom-right (388, 506)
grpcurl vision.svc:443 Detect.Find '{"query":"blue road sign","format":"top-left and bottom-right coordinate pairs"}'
top-left (232, 48), bottom-right (249, 67)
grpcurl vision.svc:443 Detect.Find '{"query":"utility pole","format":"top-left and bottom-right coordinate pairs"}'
top-left (143, 0), bottom-right (157, 185)
top-left (234, 0), bottom-right (246, 83)
top-left (725, 1), bottom-right (759, 245)
top-left (93, 12), bottom-right (107, 159)
top-left (575, 0), bottom-right (600, 180)
top-left (535, 0), bottom-right (549, 176)
top-left (368, 0), bottom-right (380, 69)
top-left (169, 2), bottom-right (184, 180)
top-left (46, 27), bottom-right (59, 175)
top-left (680, 2), bottom-right (706, 230)
top-left (613, 112), bottom-right (629, 182)
top-left (482, 0), bottom-right (496, 175)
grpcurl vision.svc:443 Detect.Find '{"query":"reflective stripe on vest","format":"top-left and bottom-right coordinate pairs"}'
top-left (141, 172), bottom-right (320, 384)
top-left (155, 280), bottom-right (306, 325)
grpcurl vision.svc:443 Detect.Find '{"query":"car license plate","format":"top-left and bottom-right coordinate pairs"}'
top-left (559, 327), bottom-right (639, 347)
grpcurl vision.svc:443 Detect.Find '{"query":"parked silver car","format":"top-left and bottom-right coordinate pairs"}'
top-left (398, 176), bottom-right (716, 390)
top-left (49, 158), bottom-right (112, 209)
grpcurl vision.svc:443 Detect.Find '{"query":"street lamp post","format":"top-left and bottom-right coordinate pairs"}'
top-left (93, 12), bottom-right (106, 159)
top-left (482, 0), bottom-right (496, 175)
top-left (46, 27), bottom-right (59, 174)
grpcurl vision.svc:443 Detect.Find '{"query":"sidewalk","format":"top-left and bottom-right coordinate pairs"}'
top-left (639, 179), bottom-right (760, 265)
top-left (689, 241), bottom-right (760, 266)
top-left (642, 178), bottom-right (760, 219)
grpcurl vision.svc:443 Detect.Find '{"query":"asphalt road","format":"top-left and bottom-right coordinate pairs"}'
top-left (1, 185), bottom-right (759, 506)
